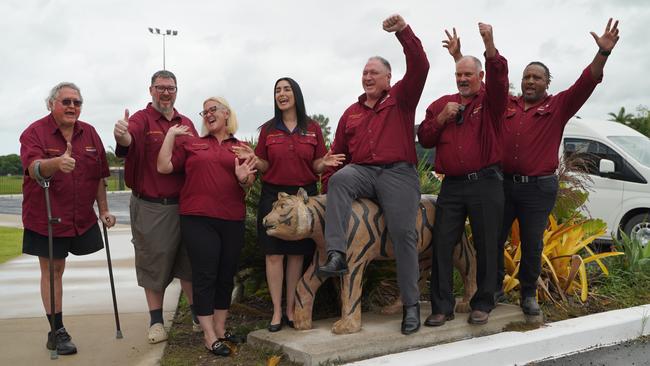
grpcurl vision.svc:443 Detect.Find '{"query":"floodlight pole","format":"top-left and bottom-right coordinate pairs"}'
top-left (148, 28), bottom-right (178, 70)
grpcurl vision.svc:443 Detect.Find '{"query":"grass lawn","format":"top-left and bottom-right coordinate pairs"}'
top-left (0, 227), bottom-right (23, 264)
top-left (0, 175), bottom-right (22, 195)
top-left (0, 175), bottom-right (124, 194)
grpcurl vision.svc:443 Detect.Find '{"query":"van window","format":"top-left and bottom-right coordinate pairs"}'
top-left (609, 135), bottom-right (650, 168)
top-left (563, 138), bottom-right (647, 184)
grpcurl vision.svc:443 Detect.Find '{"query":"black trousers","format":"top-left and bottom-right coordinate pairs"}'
top-left (497, 176), bottom-right (558, 298)
top-left (180, 215), bottom-right (244, 316)
top-left (430, 174), bottom-right (504, 314)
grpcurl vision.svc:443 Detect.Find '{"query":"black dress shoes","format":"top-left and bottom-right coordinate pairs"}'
top-left (46, 327), bottom-right (77, 355)
top-left (424, 313), bottom-right (455, 327)
top-left (468, 310), bottom-right (489, 325)
top-left (268, 322), bottom-right (283, 332)
top-left (521, 296), bottom-right (541, 315)
top-left (282, 314), bottom-right (295, 328)
top-left (317, 251), bottom-right (348, 278)
top-left (401, 303), bottom-right (421, 335)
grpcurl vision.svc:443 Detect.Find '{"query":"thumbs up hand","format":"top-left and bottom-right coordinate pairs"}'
top-left (59, 142), bottom-right (76, 173)
top-left (114, 108), bottom-right (132, 146)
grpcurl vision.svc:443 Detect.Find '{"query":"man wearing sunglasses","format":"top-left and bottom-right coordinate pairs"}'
top-left (114, 70), bottom-right (198, 344)
top-left (20, 82), bottom-right (116, 355)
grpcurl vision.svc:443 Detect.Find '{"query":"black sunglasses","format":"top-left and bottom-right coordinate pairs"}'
top-left (60, 99), bottom-right (83, 107)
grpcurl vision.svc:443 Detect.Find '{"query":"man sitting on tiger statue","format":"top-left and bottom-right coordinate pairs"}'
top-left (318, 13), bottom-right (429, 335)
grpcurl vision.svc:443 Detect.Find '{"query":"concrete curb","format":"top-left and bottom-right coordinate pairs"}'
top-left (347, 303), bottom-right (650, 365)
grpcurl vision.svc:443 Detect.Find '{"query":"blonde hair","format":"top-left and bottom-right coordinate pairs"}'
top-left (200, 96), bottom-right (238, 137)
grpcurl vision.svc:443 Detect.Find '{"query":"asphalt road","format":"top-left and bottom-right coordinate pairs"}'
top-left (0, 191), bottom-right (132, 225)
top-left (530, 336), bottom-right (650, 366)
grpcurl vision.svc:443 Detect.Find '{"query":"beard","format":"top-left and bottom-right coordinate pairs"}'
top-left (153, 100), bottom-right (174, 115)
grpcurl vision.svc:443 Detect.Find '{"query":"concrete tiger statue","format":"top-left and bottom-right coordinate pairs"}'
top-left (262, 188), bottom-right (477, 334)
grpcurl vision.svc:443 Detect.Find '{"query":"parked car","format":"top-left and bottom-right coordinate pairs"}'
top-left (561, 117), bottom-right (650, 247)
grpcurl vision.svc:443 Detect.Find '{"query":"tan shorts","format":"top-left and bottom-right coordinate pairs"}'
top-left (129, 194), bottom-right (192, 291)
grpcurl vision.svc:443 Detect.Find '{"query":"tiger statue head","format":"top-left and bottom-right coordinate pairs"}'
top-left (262, 188), bottom-right (314, 241)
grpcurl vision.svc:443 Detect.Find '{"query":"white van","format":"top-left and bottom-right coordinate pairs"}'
top-left (561, 118), bottom-right (650, 246)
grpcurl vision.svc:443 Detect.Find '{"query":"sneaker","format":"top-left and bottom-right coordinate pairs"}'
top-left (46, 327), bottom-right (77, 355)
top-left (192, 320), bottom-right (202, 333)
top-left (148, 323), bottom-right (168, 344)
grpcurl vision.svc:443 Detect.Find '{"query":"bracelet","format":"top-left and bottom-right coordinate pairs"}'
top-left (599, 49), bottom-right (611, 57)
top-left (239, 176), bottom-right (249, 186)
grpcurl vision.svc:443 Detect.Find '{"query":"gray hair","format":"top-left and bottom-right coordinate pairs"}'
top-left (151, 70), bottom-right (177, 85)
top-left (457, 56), bottom-right (483, 72)
top-left (46, 82), bottom-right (82, 111)
top-left (368, 56), bottom-right (392, 72)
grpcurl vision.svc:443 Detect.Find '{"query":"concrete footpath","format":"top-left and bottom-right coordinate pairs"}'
top-left (0, 217), bottom-right (181, 366)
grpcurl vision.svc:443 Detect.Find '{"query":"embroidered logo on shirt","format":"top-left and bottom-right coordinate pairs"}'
top-left (45, 148), bottom-right (61, 154)
top-left (537, 104), bottom-right (550, 112)
top-left (85, 146), bottom-right (97, 152)
top-left (471, 105), bottom-right (483, 115)
top-left (146, 131), bottom-right (164, 136)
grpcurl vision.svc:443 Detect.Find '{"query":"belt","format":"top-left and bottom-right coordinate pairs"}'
top-left (359, 161), bottom-right (412, 169)
top-left (504, 174), bottom-right (556, 183)
top-left (445, 165), bottom-right (501, 182)
top-left (133, 192), bottom-right (179, 205)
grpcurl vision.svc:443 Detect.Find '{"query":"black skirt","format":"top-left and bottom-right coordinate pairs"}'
top-left (257, 182), bottom-right (317, 256)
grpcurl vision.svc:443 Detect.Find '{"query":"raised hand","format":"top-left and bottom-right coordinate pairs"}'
top-left (382, 14), bottom-right (407, 33)
top-left (590, 18), bottom-right (620, 52)
top-left (231, 143), bottom-right (255, 160)
top-left (167, 124), bottom-right (193, 138)
top-left (234, 156), bottom-right (258, 184)
top-left (443, 28), bottom-right (462, 58)
top-left (322, 150), bottom-right (346, 167)
top-left (114, 109), bottom-right (132, 146)
top-left (58, 142), bottom-right (76, 173)
top-left (478, 22), bottom-right (496, 56)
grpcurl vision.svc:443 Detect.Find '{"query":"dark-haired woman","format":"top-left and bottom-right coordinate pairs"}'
top-left (233, 77), bottom-right (344, 331)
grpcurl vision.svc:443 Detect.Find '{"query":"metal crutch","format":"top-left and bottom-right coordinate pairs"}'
top-left (37, 166), bottom-right (60, 360)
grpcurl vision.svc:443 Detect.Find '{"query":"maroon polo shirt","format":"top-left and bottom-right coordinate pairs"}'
top-left (502, 67), bottom-right (601, 176)
top-left (255, 120), bottom-right (327, 186)
top-left (418, 51), bottom-right (509, 176)
top-left (171, 136), bottom-right (247, 221)
top-left (20, 114), bottom-right (109, 237)
top-left (329, 25), bottom-right (429, 166)
top-left (115, 103), bottom-right (197, 198)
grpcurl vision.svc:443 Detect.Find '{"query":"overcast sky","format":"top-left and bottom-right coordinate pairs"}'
top-left (1, 0), bottom-right (647, 155)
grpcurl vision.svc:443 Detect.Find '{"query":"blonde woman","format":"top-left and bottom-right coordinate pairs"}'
top-left (157, 97), bottom-right (256, 357)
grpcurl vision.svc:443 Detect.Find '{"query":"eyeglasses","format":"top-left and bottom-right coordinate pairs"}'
top-left (59, 99), bottom-right (83, 107)
top-left (199, 106), bottom-right (221, 117)
top-left (152, 85), bottom-right (177, 93)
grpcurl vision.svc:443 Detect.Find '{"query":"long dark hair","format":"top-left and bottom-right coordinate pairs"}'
top-left (261, 77), bottom-right (309, 134)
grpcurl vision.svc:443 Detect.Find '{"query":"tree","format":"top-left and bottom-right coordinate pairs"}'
top-left (608, 106), bottom-right (650, 138)
top-left (0, 154), bottom-right (22, 175)
top-left (310, 114), bottom-right (332, 145)
top-left (105, 146), bottom-right (124, 167)
top-left (608, 107), bottom-right (634, 125)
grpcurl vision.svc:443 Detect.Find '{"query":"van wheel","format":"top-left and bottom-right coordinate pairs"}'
top-left (623, 213), bottom-right (650, 249)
